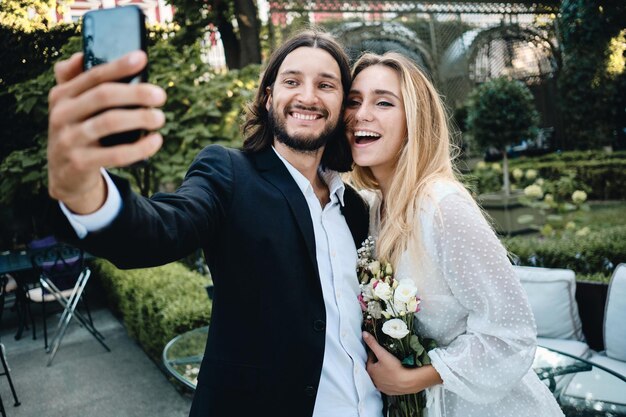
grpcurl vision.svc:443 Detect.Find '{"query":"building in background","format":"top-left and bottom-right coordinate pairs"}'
top-left (53, 0), bottom-right (174, 24)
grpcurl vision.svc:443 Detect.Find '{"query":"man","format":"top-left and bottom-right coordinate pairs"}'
top-left (47, 30), bottom-right (383, 416)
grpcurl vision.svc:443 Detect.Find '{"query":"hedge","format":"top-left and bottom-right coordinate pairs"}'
top-left (509, 159), bottom-right (626, 200)
top-left (92, 259), bottom-right (212, 361)
top-left (502, 225), bottom-right (626, 284)
top-left (516, 150), bottom-right (626, 164)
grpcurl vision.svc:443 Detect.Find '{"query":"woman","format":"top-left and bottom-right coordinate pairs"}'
top-left (346, 52), bottom-right (564, 417)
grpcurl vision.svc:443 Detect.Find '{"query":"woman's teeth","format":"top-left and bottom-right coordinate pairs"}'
top-left (354, 131), bottom-right (381, 144)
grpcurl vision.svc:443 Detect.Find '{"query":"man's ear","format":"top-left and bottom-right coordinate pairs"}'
top-left (265, 86), bottom-right (272, 111)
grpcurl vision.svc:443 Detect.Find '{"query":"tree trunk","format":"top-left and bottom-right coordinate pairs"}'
top-left (214, 0), bottom-right (241, 69)
top-left (233, 0), bottom-right (261, 67)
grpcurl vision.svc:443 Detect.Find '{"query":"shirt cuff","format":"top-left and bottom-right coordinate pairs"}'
top-left (59, 168), bottom-right (122, 239)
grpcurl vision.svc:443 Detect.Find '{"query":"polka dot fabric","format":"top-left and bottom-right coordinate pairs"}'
top-left (363, 181), bottom-right (564, 417)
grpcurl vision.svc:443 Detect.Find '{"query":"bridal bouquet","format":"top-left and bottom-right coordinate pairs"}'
top-left (357, 237), bottom-right (436, 417)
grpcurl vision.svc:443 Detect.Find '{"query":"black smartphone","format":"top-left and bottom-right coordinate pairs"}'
top-left (82, 6), bottom-right (148, 147)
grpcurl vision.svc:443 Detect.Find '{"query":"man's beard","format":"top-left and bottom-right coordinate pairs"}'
top-left (269, 105), bottom-right (342, 153)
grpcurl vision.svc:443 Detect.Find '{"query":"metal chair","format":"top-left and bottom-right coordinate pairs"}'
top-left (0, 275), bottom-right (21, 416)
top-left (29, 243), bottom-right (110, 365)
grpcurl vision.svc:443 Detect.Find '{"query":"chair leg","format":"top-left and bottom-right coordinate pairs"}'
top-left (81, 296), bottom-right (94, 327)
top-left (0, 344), bottom-right (20, 407)
top-left (26, 293), bottom-right (37, 341)
top-left (0, 392), bottom-right (6, 417)
top-left (42, 300), bottom-right (48, 350)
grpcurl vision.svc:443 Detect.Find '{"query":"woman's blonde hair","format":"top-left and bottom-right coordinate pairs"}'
top-left (349, 52), bottom-right (466, 265)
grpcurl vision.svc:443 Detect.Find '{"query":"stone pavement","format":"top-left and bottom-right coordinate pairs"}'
top-left (0, 296), bottom-right (193, 417)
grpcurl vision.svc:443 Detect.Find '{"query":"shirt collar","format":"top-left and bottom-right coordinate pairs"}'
top-left (272, 147), bottom-right (346, 206)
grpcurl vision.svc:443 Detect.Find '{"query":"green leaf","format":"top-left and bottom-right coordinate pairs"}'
top-left (409, 335), bottom-right (425, 356)
top-left (21, 170), bottom-right (40, 182)
top-left (401, 355), bottom-right (415, 367)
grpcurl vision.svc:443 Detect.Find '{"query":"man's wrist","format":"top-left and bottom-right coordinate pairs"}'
top-left (63, 175), bottom-right (108, 215)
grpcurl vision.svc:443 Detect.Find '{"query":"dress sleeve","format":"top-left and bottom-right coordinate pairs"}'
top-left (426, 191), bottom-right (537, 404)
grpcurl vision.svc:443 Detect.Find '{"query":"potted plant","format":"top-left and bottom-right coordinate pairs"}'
top-left (465, 77), bottom-right (541, 234)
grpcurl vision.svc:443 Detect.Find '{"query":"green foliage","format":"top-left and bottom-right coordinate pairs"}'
top-left (557, 0), bottom-right (626, 149)
top-left (466, 151), bottom-right (626, 200)
top-left (0, 0), bottom-right (56, 32)
top-left (521, 150), bottom-right (626, 163)
top-left (92, 259), bottom-right (211, 361)
top-left (165, 0), bottom-right (213, 47)
top-left (0, 24), bottom-right (78, 161)
top-left (503, 225), bottom-right (626, 278)
top-left (466, 77), bottom-right (540, 152)
top-left (140, 40), bottom-right (259, 189)
top-left (0, 35), bottom-right (260, 204)
top-left (511, 159), bottom-right (626, 200)
top-left (0, 36), bottom-right (81, 206)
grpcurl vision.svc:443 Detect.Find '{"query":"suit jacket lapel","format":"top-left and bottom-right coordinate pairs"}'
top-left (341, 184), bottom-right (369, 250)
top-left (252, 148), bottom-right (318, 273)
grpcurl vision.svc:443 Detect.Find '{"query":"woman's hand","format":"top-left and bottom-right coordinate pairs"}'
top-left (363, 331), bottom-right (443, 395)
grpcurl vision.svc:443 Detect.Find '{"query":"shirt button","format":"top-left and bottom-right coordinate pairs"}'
top-left (331, 251), bottom-right (336, 257)
top-left (313, 320), bottom-right (325, 332)
top-left (304, 385), bottom-right (316, 397)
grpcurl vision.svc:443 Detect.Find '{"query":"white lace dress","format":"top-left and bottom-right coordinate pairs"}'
top-left (363, 181), bottom-right (564, 417)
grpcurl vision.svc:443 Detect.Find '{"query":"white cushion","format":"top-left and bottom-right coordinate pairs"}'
top-left (514, 266), bottom-right (584, 341)
top-left (537, 337), bottom-right (591, 359)
top-left (4, 275), bottom-right (18, 292)
top-left (605, 263), bottom-right (626, 361)
top-left (589, 351), bottom-right (626, 379)
top-left (27, 287), bottom-right (74, 303)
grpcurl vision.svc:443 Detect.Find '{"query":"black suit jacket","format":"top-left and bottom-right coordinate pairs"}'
top-left (52, 145), bottom-right (369, 417)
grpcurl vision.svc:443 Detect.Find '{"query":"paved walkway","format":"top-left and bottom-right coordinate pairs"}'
top-left (0, 297), bottom-right (193, 417)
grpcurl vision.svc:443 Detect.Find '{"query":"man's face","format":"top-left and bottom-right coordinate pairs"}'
top-left (266, 47), bottom-right (344, 152)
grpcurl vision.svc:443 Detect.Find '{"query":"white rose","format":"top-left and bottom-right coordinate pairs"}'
top-left (382, 318), bottom-right (410, 339)
top-left (368, 261), bottom-right (381, 275)
top-left (394, 279), bottom-right (418, 303)
top-left (393, 299), bottom-right (407, 314)
top-left (374, 281), bottom-right (392, 301)
top-left (407, 297), bottom-right (421, 313)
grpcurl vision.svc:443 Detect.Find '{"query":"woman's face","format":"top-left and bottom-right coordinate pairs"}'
top-left (345, 64), bottom-right (407, 180)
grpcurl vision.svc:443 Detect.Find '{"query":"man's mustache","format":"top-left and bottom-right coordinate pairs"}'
top-left (285, 104), bottom-right (329, 118)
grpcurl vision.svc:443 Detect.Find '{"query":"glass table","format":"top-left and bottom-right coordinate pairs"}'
top-left (534, 346), bottom-right (626, 416)
top-left (162, 326), bottom-right (208, 390)
top-left (162, 329), bottom-right (626, 417)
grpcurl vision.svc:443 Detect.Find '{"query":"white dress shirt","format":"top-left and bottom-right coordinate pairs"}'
top-left (61, 149), bottom-right (383, 417)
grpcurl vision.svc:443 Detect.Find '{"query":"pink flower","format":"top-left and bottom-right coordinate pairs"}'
top-left (358, 294), bottom-right (367, 312)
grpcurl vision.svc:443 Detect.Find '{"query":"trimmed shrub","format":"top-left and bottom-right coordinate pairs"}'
top-left (510, 159), bottom-right (626, 200)
top-left (92, 259), bottom-right (211, 361)
top-left (502, 225), bottom-right (626, 281)
top-left (467, 151), bottom-right (626, 200)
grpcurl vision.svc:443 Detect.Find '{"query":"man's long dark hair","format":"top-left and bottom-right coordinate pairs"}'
top-left (242, 29), bottom-right (353, 172)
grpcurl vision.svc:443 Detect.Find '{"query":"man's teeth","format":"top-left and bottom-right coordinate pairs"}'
top-left (292, 112), bottom-right (319, 121)
top-left (355, 131), bottom-right (381, 138)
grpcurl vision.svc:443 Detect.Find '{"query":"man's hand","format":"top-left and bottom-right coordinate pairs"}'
top-left (47, 50), bottom-right (166, 214)
top-left (363, 331), bottom-right (442, 395)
